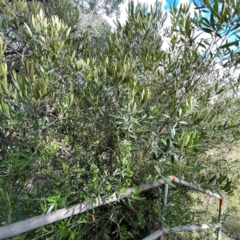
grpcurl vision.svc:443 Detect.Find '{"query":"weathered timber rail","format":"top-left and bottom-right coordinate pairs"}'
top-left (0, 176), bottom-right (224, 239)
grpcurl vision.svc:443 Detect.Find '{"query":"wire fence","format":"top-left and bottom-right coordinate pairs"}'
top-left (142, 177), bottom-right (224, 240)
top-left (0, 176), bottom-right (224, 240)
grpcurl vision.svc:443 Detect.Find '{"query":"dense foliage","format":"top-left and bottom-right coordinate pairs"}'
top-left (0, 0), bottom-right (239, 239)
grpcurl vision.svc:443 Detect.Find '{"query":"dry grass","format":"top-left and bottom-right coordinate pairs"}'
top-left (199, 145), bottom-right (240, 239)
top-left (204, 145), bottom-right (240, 239)
top-left (166, 144), bottom-right (240, 240)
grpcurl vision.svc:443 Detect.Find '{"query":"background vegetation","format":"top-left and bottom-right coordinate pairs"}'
top-left (0, 0), bottom-right (239, 239)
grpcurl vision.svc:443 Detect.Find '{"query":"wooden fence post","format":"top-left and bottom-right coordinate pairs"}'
top-left (159, 183), bottom-right (168, 240)
top-left (217, 198), bottom-right (224, 240)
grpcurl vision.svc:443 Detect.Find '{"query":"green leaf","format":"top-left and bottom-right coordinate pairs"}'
top-left (66, 27), bottom-right (71, 38)
top-left (47, 196), bottom-right (58, 203)
top-left (131, 195), bottom-right (145, 201)
top-left (133, 186), bottom-right (141, 195)
top-left (162, 114), bottom-right (170, 118)
top-left (180, 133), bottom-right (186, 151)
top-left (162, 176), bottom-right (175, 187)
top-left (202, 0), bottom-right (211, 8)
top-left (24, 23), bottom-right (33, 37)
top-left (179, 121), bottom-right (188, 125)
top-left (216, 88), bottom-right (225, 95)
top-left (14, 160), bottom-right (30, 169)
top-left (208, 175), bottom-right (217, 184)
top-left (185, 147), bottom-right (198, 153)
top-left (170, 127), bottom-right (175, 139)
top-left (155, 165), bottom-right (161, 176)
top-left (186, 165), bottom-right (204, 171)
top-left (220, 41), bottom-right (239, 49)
top-left (46, 203), bottom-right (55, 214)
top-left (213, 0), bottom-right (218, 14)
top-left (161, 139), bottom-right (167, 147)
top-left (201, 27), bottom-right (213, 34)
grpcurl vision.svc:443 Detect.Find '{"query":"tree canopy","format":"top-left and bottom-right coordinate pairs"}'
top-left (0, 0), bottom-right (239, 239)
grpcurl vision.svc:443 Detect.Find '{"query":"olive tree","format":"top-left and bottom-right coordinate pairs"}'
top-left (0, 0), bottom-right (239, 239)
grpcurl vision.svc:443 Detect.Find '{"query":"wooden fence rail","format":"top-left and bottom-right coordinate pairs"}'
top-left (143, 179), bottom-right (224, 240)
top-left (142, 223), bottom-right (221, 240)
top-left (0, 176), bottom-right (224, 239)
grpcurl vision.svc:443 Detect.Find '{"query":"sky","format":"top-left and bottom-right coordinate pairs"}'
top-left (165, 0), bottom-right (193, 9)
top-left (101, 0), bottom-right (198, 51)
top-left (103, 0), bottom-right (195, 28)
top-left (102, 0), bottom-right (240, 82)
